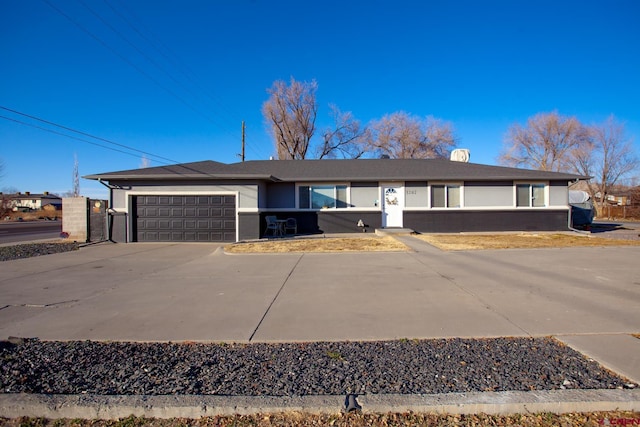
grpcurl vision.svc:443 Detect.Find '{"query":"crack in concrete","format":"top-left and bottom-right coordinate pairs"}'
top-left (6, 300), bottom-right (79, 308)
top-left (248, 254), bottom-right (304, 342)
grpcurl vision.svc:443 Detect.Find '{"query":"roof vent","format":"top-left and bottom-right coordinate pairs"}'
top-left (450, 149), bottom-right (470, 163)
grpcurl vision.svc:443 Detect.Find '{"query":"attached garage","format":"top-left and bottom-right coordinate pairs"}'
top-left (133, 195), bottom-right (236, 242)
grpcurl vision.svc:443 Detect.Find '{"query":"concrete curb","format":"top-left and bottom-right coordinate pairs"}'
top-left (1, 389), bottom-right (638, 419)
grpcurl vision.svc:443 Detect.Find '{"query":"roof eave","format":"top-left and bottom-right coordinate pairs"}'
top-left (83, 173), bottom-right (277, 181)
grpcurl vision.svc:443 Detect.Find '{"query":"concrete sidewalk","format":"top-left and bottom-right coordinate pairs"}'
top-left (1, 237), bottom-right (639, 417)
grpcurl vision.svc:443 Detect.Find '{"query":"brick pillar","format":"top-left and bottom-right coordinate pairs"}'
top-left (62, 197), bottom-right (89, 242)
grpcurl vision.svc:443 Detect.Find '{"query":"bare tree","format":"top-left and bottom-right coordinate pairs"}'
top-left (317, 105), bottom-right (369, 159)
top-left (0, 185), bottom-right (18, 218)
top-left (366, 112), bottom-right (456, 159)
top-left (572, 115), bottom-right (639, 208)
top-left (499, 111), bottom-right (590, 171)
top-left (262, 77), bottom-right (317, 159)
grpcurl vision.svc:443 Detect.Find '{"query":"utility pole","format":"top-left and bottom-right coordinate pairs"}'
top-left (72, 153), bottom-right (80, 196)
top-left (241, 121), bottom-right (246, 162)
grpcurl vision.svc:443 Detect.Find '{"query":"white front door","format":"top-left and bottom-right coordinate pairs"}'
top-left (381, 184), bottom-right (403, 228)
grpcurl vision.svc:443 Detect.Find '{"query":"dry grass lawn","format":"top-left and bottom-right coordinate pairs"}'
top-left (6, 411), bottom-right (640, 426)
top-left (226, 233), bottom-right (640, 254)
top-left (416, 233), bottom-right (640, 251)
top-left (226, 236), bottom-right (409, 253)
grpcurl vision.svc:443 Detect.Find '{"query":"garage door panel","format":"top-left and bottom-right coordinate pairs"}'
top-left (135, 195), bottom-right (236, 242)
top-left (142, 219), bottom-right (157, 229)
top-left (143, 207), bottom-right (158, 216)
top-left (192, 220), bottom-right (205, 229)
top-left (142, 231), bottom-right (159, 241)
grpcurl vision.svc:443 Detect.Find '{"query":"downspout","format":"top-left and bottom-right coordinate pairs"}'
top-left (97, 179), bottom-right (122, 242)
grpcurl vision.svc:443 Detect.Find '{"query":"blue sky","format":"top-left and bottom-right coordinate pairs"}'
top-left (1, 0), bottom-right (639, 199)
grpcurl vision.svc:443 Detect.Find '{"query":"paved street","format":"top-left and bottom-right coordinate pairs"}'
top-left (0, 221), bottom-right (61, 245)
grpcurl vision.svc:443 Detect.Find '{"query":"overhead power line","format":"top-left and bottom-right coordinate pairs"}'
top-left (101, 0), bottom-right (269, 160)
top-left (0, 106), bottom-right (178, 165)
top-left (41, 0), bottom-right (270, 161)
top-left (41, 0), bottom-right (236, 134)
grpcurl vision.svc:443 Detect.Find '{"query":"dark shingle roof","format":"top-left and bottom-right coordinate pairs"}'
top-left (7, 193), bottom-right (62, 200)
top-left (84, 159), bottom-right (588, 182)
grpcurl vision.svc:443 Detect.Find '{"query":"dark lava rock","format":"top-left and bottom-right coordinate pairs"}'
top-left (0, 242), bottom-right (79, 262)
top-left (0, 337), bottom-right (634, 396)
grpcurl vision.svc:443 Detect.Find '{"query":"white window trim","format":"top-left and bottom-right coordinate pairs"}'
top-left (428, 182), bottom-right (464, 209)
top-left (514, 182), bottom-right (548, 208)
top-left (295, 182), bottom-right (350, 210)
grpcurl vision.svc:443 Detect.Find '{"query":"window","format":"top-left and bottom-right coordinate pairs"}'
top-left (431, 184), bottom-right (461, 208)
top-left (516, 184), bottom-right (546, 207)
top-left (298, 185), bottom-right (348, 209)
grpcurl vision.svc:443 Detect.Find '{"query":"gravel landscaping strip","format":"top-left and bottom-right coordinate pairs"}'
top-left (1, 338), bottom-right (635, 396)
top-left (0, 242), bottom-right (79, 262)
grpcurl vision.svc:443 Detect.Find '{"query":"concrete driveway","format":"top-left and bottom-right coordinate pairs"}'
top-left (1, 237), bottom-right (639, 342)
top-left (1, 237), bottom-right (639, 382)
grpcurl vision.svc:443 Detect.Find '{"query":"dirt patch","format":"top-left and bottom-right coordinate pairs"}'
top-left (416, 233), bottom-right (640, 251)
top-left (226, 236), bottom-right (409, 253)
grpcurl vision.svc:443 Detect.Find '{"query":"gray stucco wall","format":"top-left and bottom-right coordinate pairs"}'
top-left (257, 211), bottom-right (382, 235)
top-left (404, 209), bottom-right (570, 233)
top-left (109, 212), bottom-right (128, 243)
top-left (464, 181), bottom-right (513, 207)
top-left (109, 181), bottom-right (259, 210)
top-left (405, 181), bottom-right (428, 208)
top-left (238, 212), bottom-right (260, 240)
top-left (549, 180), bottom-right (569, 206)
top-left (266, 183), bottom-right (295, 208)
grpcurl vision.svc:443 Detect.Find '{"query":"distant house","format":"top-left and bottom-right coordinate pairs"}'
top-left (84, 158), bottom-right (588, 243)
top-left (5, 192), bottom-right (62, 211)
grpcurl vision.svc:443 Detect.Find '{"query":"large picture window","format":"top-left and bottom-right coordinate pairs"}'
top-left (431, 184), bottom-right (461, 208)
top-left (516, 184), bottom-right (546, 207)
top-left (298, 185), bottom-right (348, 209)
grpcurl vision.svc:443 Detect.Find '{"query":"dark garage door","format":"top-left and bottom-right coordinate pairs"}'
top-left (135, 195), bottom-right (236, 242)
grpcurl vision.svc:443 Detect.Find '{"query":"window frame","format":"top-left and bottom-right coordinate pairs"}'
top-left (429, 182), bottom-right (463, 209)
top-left (296, 183), bottom-right (350, 210)
top-left (515, 182), bottom-right (548, 208)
